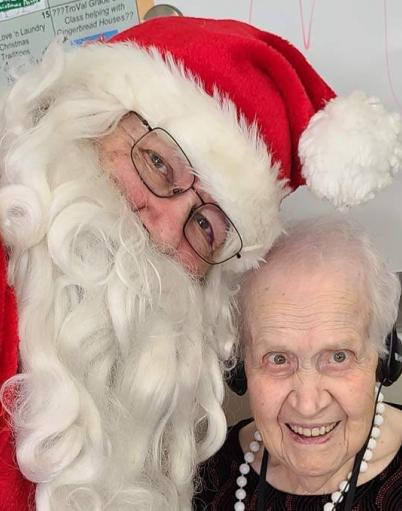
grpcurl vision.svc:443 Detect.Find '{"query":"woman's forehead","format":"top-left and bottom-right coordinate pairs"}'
top-left (244, 264), bottom-right (370, 346)
top-left (246, 260), bottom-right (366, 310)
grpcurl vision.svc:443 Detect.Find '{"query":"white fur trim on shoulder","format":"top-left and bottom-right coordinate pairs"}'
top-left (299, 91), bottom-right (402, 208)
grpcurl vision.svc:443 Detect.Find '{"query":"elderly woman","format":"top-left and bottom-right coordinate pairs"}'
top-left (195, 218), bottom-right (402, 511)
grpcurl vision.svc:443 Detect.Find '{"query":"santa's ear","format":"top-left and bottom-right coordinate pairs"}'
top-left (32, 101), bottom-right (51, 126)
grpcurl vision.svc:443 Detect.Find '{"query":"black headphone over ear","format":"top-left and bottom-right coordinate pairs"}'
top-left (227, 327), bottom-right (402, 395)
top-left (376, 326), bottom-right (402, 386)
top-left (226, 361), bottom-right (247, 396)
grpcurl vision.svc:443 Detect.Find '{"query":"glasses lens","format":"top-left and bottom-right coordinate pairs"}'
top-left (184, 204), bottom-right (242, 264)
top-left (132, 128), bottom-right (194, 197)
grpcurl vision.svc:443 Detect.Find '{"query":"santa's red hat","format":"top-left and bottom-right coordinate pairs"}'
top-left (111, 17), bottom-right (401, 209)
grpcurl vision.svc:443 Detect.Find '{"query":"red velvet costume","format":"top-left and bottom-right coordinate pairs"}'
top-left (0, 241), bottom-right (35, 510)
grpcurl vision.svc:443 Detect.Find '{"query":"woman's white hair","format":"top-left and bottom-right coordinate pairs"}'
top-left (0, 42), bottom-right (239, 510)
top-left (241, 216), bottom-right (401, 356)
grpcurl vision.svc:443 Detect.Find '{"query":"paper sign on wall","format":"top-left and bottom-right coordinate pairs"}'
top-left (0, 0), bottom-right (139, 88)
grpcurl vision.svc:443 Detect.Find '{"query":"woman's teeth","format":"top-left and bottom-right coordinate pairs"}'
top-left (288, 422), bottom-right (337, 437)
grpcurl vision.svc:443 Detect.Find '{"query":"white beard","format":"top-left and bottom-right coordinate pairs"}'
top-left (1, 137), bottom-right (236, 510)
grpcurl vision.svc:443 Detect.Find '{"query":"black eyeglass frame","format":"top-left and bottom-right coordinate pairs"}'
top-left (129, 112), bottom-right (243, 265)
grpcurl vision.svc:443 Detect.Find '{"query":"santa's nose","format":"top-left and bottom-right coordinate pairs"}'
top-left (138, 191), bottom-right (198, 252)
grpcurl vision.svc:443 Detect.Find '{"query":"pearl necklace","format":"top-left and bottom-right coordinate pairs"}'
top-left (234, 390), bottom-right (385, 511)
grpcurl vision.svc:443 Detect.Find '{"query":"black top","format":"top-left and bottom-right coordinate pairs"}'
top-left (194, 405), bottom-right (402, 510)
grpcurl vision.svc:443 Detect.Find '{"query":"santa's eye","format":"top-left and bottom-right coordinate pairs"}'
top-left (146, 151), bottom-right (171, 178)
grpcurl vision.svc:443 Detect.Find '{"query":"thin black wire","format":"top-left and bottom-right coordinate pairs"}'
top-left (342, 382), bottom-right (383, 510)
top-left (256, 448), bottom-right (269, 511)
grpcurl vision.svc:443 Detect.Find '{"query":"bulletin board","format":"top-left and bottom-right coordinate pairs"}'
top-left (0, 0), bottom-right (153, 88)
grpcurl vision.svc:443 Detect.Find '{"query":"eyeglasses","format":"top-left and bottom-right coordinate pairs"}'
top-left (130, 112), bottom-right (243, 265)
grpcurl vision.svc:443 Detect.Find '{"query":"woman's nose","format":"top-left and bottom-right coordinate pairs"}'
top-left (138, 191), bottom-right (197, 252)
top-left (288, 372), bottom-right (331, 418)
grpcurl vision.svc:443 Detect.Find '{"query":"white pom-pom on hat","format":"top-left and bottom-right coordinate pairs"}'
top-left (299, 91), bottom-right (402, 208)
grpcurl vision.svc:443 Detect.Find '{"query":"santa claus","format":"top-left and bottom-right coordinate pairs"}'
top-left (0, 16), bottom-right (400, 511)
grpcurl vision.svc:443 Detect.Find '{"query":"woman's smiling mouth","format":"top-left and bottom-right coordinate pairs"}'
top-left (285, 421), bottom-right (340, 443)
top-left (287, 422), bottom-right (338, 437)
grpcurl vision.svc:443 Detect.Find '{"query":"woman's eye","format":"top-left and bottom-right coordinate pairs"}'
top-left (265, 352), bottom-right (289, 366)
top-left (318, 350), bottom-right (354, 373)
top-left (272, 353), bottom-right (287, 365)
top-left (331, 351), bottom-right (348, 363)
top-left (263, 352), bottom-right (294, 376)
